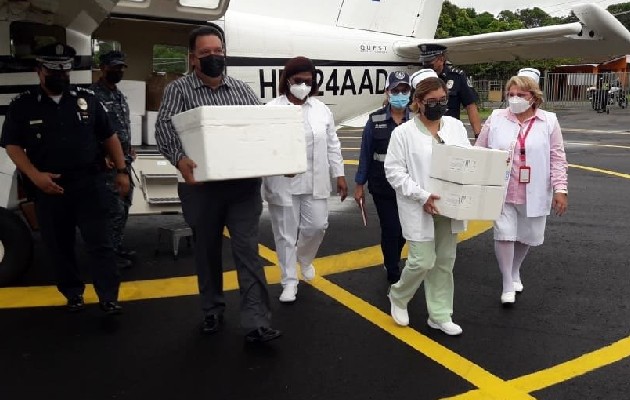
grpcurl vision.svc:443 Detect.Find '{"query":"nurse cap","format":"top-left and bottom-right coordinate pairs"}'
top-left (410, 69), bottom-right (439, 88)
top-left (518, 68), bottom-right (541, 84)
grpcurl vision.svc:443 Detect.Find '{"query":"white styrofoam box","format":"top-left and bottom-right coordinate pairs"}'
top-left (171, 105), bottom-right (307, 182)
top-left (0, 147), bottom-right (17, 175)
top-left (130, 114), bottom-right (142, 146)
top-left (143, 111), bottom-right (158, 146)
top-left (118, 80), bottom-right (147, 116)
top-left (431, 143), bottom-right (510, 186)
top-left (427, 177), bottom-right (505, 221)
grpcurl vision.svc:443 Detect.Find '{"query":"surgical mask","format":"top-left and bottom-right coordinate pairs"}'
top-left (289, 83), bottom-right (311, 100)
top-left (508, 96), bottom-right (532, 114)
top-left (44, 75), bottom-right (70, 94)
top-left (423, 103), bottom-right (448, 121)
top-left (389, 93), bottom-right (409, 109)
top-left (199, 54), bottom-right (225, 78)
top-left (105, 70), bottom-right (124, 85)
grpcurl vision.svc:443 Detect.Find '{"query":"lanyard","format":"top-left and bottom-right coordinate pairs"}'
top-left (518, 118), bottom-right (536, 162)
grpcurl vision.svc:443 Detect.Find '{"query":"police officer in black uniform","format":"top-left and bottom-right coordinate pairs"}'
top-left (0, 43), bottom-right (130, 314)
top-left (354, 71), bottom-right (410, 283)
top-left (414, 44), bottom-right (482, 137)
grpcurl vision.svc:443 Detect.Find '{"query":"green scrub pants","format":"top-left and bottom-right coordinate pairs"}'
top-left (389, 215), bottom-right (457, 324)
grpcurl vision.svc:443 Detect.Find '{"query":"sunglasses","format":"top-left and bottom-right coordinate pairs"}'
top-left (422, 97), bottom-right (448, 107)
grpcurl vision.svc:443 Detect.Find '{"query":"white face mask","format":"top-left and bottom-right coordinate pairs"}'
top-left (289, 83), bottom-right (311, 100)
top-left (508, 96), bottom-right (532, 114)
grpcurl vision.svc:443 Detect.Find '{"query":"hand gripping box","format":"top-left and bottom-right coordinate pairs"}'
top-left (431, 143), bottom-right (509, 186)
top-left (171, 105), bottom-right (307, 182)
top-left (427, 177), bottom-right (505, 221)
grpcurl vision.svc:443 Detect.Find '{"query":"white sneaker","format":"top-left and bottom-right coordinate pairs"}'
top-left (301, 264), bottom-right (316, 281)
top-left (387, 293), bottom-right (409, 326)
top-left (427, 319), bottom-right (463, 336)
top-left (513, 281), bottom-right (524, 293)
top-left (279, 285), bottom-right (297, 303)
top-left (501, 291), bottom-right (516, 304)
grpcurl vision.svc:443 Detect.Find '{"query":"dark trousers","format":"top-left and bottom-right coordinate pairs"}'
top-left (178, 180), bottom-right (271, 331)
top-left (372, 194), bottom-right (406, 277)
top-left (34, 173), bottom-right (120, 302)
top-left (106, 170), bottom-right (133, 251)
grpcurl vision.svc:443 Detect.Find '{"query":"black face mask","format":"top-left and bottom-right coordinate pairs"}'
top-left (44, 75), bottom-right (70, 95)
top-left (423, 103), bottom-right (448, 121)
top-left (199, 54), bottom-right (225, 78)
top-left (105, 70), bottom-right (124, 85)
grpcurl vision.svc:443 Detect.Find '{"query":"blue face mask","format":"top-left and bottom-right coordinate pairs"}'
top-left (389, 93), bottom-right (410, 109)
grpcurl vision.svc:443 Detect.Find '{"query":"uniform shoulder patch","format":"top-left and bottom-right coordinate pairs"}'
top-left (451, 67), bottom-right (465, 76)
top-left (76, 86), bottom-right (95, 96)
top-left (10, 89), bottom-right (35, 104)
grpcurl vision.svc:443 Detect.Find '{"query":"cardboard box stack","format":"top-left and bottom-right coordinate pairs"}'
top-left (171, 105), bottom-right (307, 182)
top-left (428, 144), bottom-right (510, 220)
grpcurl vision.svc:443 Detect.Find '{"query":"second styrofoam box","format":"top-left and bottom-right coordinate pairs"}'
top-left (171, 105), bottom-right (307, 182)
top-left (427, 177), bottom-right (504, 221)
top-left (130, 114), bottom-right (142, 146)
top-left (143, 111), bottom-right (158, 146)
top-left (431, 143), bottom-right (509, 186)
top-left (118, 80), bottom-right (147, 116)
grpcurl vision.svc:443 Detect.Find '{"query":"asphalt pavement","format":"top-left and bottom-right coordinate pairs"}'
top-left (1, 105), bottom-right (629, 400)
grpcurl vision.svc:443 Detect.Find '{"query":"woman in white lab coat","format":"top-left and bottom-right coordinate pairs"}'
top-left (384, 69), bottom-right (470, 336)
top-left (475, 69), bottom-right (568, 306)
top-left (262, 57), bottom-right (348, 303)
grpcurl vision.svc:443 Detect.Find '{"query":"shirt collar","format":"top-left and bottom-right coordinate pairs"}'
top-left (191, 71), bottom-right (234, 90)
top-left (385, 104), bottom-right (410, 121)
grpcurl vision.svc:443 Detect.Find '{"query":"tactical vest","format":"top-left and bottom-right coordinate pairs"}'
top-left (368, 109), bottom-right (396, 197)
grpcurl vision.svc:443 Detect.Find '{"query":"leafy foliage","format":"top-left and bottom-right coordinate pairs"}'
top-left (437, 1), bottom-right (628, 79)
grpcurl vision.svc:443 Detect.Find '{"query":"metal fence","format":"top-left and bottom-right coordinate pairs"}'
top-left (544, 72), bottom-right (629, 112)
top-left (472, 73), bottom-right (630, 112)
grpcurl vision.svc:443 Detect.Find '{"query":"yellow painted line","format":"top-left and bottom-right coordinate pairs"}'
top-left (309, 276), bottom-right (535, 400)
top-left (344, 160), bottom-right (359, 165)
top-left (341, 147), bottom-right (361, 150)
top-left (567, 142), bottom-right (630, 150)
top-left (0, 221), bottom-right (492, 309)
top-left (444, 336), bottom-right (630, 399)
top-left (569, 163), bottom-right (630, 179)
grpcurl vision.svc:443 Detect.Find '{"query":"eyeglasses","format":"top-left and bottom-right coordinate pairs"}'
top-left (390, 88), bottom-right (410, 95)
top-left (291, 78), bottom-right (313, 86)
top-left (422, 97), bottom-right (448, 107)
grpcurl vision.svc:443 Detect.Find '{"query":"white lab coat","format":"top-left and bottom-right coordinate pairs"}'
top-left (262, 95), bottom-right (345, 206)
top-left (484, 109), bottom-right (558, 217)
top-left (385, 116), bottom-right (470, 242)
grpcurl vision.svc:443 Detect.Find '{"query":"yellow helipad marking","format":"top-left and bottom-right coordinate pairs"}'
top-left (566, 142), bottom-right (630, 150)
top-left (309, 275), bottom-right (534, 400)
top-left (569, 163), bottom-right (630, 179)
top-left (0, 222), bottom-right (491, 309)
top-left (445, 336), bottom-right (630, 399)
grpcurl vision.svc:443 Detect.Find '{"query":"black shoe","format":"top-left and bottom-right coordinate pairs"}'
top-left (201, 314), bottom-right (224, 335)
top-left (99, 301), bottom-right (123, 315)
top-left (245, 327), bottom-right (282, 343)
top-left (67, 295), bottom-right (85, 312)
top-left (116, 247), bottom-right (137, 260)
top-left (116, 257), bottom-right (133, 270)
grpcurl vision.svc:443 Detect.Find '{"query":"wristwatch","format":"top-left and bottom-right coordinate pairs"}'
top-left (116, 167), bottom-right (128, 174)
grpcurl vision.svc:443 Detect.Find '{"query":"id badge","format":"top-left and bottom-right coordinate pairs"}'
top-left (519, 166), bottom-right (531, 183)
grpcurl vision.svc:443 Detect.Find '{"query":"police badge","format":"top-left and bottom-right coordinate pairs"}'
top-left (446, 79), bottom-right (454, 89)
top-left (77, 98), bottom-right (88, 110)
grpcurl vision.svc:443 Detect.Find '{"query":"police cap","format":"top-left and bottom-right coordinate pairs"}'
top-left (35, 42), bottom-right (76, 71)
top-left (387, 71), bottom-right (410, 91)
top-left (418, 43), bottom-right (447, 63)
top-left (99, 50), bottom-right (128, 67)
